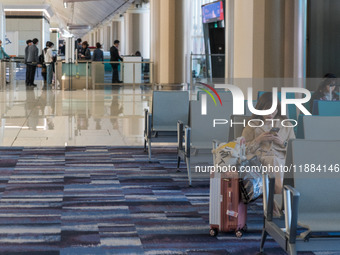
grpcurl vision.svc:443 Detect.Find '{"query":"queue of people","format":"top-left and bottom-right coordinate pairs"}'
top-left (24, 38), bottom-right (56, 88)
top-left (26, 38), bottom-right (41, 87)
top-left (25, 38), bottom-right (140, 86)
top-left (3, 37), bottom-right (142, 87)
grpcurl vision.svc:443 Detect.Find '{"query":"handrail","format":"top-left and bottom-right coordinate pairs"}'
top-left (0, 59), bottom-right (15, 89)
top-left (190, 53), bottom-right (226, 56)
top-left (57, 60), bottom-right (153, 64)
top-left (55, 60), bottom-right (154, 90)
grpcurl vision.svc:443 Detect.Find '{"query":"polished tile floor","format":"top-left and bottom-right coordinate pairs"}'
top-left (1, 79), bottom-right (153, 147)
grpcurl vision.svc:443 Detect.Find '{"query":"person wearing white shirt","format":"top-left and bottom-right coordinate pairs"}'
top-left (44, 41), bottom-right (54, 87)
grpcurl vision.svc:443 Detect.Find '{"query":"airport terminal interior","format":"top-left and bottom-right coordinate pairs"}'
top-left (0, 0), bottom-right (340, 254)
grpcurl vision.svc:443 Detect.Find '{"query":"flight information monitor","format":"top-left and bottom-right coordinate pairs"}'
top-left (202, 1), bottom-right (224, 24)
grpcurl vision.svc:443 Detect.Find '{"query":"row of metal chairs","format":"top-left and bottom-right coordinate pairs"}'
top-left (260, 114), bottom-right (340, 254)
top-left (144, 90), bottom-right (340, 253)
top-left (144, 90), bottom-right (253, 186)
top-left (261, 139), bottom-right (340, 255)
top-left (213, 117), bottom-right (340, 254)
top-left (143, 91), bottom-right (189, 160)
top-left (144, 90), bottom-right (340, 186)
top-left (212, 115), bottom-right (340, 253)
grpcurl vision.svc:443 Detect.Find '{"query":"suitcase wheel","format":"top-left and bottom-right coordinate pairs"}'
top-left (209, 228), bottom-right (218, 237)
top-left (235, 230), bottom-right (243, 238)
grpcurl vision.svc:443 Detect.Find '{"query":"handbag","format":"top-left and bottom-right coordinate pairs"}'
top-left (238, 156), bottom-right (263, 204)
top-left (212, 137), bottom-right (262, 203)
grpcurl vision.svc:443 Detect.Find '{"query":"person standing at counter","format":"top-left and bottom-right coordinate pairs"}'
top-left (44, 41), bottom-right (54, 88)
top-left (26, 38), bottom-right (40, 87)
top-left (110, 40), bottom-right (123, 83)
top-left (92, 43), bottom-right (104, 61)
top-left (24, 40), bottom-right (33, 86)
top-left (79, 41), bottom-right (91, 60)
top-left (0, 40), bottom-right (10, 60)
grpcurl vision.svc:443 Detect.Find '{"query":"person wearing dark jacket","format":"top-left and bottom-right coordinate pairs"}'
top-left (79, 41), bottom-right (91, 60)
top-left (24, 40), bottom-right (33, 86)
top-left (92, 43), bottom-right (104, 61)
top-left (26, 38), bottom-right (40, 87)
top-left (110, 40), bottom-right (123, 83)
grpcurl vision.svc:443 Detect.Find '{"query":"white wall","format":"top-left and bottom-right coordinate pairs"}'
top-left (6, 17), bottom-right (49, 56)
top-left (50, 32), bottom-right (58, 51)
top-left (5, 31), bottom-right (18, 55)
top-left (43, 18), bottom-right (50, 47)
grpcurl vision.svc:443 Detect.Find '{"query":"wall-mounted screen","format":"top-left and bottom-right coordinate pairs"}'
top-left (202, 1), bottom-right (224, 24)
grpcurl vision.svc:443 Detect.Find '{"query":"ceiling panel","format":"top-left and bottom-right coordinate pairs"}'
top-left (2, 0), bottom-right (134, 37)
top-left (47, 0), bottom-right (133, 37)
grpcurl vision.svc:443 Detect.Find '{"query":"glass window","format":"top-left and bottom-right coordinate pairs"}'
top-left (190, 0), bottom-right (216, 54)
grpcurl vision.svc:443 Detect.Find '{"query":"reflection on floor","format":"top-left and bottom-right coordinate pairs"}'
top-left (0, 146), bottom-right (294, 255)
top-left (0, 80), bottom-right (152, 147)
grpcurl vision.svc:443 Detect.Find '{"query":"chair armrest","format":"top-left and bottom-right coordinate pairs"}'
top-left (144, 109), bottom-right (148, 136)
top-left (262, 174), bottom-right (276, 221)
top-left (212, 140), bottom-right (220, 164)
top-left (144, 109), bottom-right (152, 138)
top-left (212, 140), bottom-right (220, 150)
top-left (184, 125), bottom-right (191, 157)
top-left (284, 185), bottom-right (300, 244)
top-left (177, 121), bottom-right (184, 151)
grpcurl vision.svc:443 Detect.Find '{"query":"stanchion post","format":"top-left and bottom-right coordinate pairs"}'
top-left (86, 62), bottom-right (88, 90)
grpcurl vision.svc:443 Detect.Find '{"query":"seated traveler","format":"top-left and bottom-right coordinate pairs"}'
top-left (242, 92), bottom-right (296, 194)
top-left (310, 73), bottom-right (339, 112)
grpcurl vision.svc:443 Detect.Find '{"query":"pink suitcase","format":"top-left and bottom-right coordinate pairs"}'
top-left (209, 171), bottom-right (247, 237)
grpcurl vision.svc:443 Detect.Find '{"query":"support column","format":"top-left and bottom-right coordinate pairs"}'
top-left (91, 32), bottom-right (94, 46)
top-left (283, 0), bottom-right (294, 78)
top-left (293, 0), bottom-right (307, 83)
top-left (124, 4), bottom-right (150, 58)
top-left (231, 0), bottom-right (306, 93)
top-left (0, 4), bottom-right (5, 43)
top-left (150, 0), bottom-right (186, 84)
top-left (111, 16), bottom-right (125, 55)
top-left (105, 25), bottom-right (111, 51)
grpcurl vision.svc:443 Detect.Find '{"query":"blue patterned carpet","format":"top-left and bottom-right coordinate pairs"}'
top-left (0, 147), bottom-right (328, 255)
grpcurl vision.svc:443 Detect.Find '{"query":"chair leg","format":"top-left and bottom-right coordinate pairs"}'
top-left (177, 156), bottom-right (181, 169)
top-left (287, 243), bottom-right (297, 255)
top-left (148, 140), bottom-right (152, 161)
top-left (186, 157), bottom-right (192, 187)
top-left (259, 228), bottom-right (268, 252)
top-left (144, 139), bottom-right (147, 152)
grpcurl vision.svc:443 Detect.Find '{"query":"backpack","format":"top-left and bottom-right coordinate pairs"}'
top-left (39, 53), bottom-right (44, 65)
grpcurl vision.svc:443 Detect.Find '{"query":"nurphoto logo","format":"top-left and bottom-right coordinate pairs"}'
top-left (199, 83), bottom-right (312, 128)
